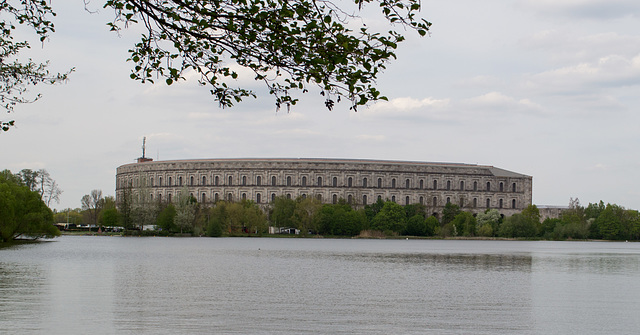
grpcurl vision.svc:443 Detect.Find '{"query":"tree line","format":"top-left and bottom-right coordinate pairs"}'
top-left (3, 167), bottom-right (637, 242)
top-left (82, 190), bottom-right (640, 240)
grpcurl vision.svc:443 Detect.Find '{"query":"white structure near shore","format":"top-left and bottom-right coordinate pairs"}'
top-left (116, 158), bottom-right (532, 217)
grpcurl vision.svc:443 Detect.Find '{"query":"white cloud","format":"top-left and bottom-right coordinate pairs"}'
top-left (520, 0), bottom-right (640, 19)
top-left (461, 92), bottom-right (543, 115)
top-left (527, 54), bottom-right (640, 93)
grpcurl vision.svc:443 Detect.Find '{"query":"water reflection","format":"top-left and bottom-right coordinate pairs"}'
top-left (0, 262), bottom-right (48, 333)
top-left (1, 237), bottom-right (640, 334)
top-left (338, 252), bottom-right (533, 272)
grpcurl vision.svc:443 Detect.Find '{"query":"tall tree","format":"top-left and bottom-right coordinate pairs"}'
top-left (81, 189), bottom-right (104, 226)
top-left (293, 196), bottom-right (322, 235)
top-left (0, 170), bottom-right (60, 242)
top-left (174, 187), bottom-right (197, 233)
top-left (17, 169), bottom-right (63, 206)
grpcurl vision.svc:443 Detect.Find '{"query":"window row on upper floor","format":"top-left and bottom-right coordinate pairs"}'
top-left (119, 174), bottom-right (521, 193)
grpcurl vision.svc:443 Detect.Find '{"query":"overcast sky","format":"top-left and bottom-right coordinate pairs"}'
top-left (3, 0), bottom-right (640, 211)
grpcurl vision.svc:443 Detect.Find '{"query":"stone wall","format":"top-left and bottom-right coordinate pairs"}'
top-left (116, 158), bottom-right (533, 216)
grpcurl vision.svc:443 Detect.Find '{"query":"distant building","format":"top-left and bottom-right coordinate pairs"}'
top-left (537, 205), bottom-right (568, 221)
top-left (115, 158), bottom-right (533, 217)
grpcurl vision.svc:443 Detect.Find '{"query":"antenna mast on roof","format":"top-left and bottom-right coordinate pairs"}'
top-left (142, 136), bottom-right (146, 158)
top-left (137, 136), bottom-right (153, 163)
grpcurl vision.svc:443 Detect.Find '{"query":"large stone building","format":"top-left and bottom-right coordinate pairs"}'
top-left (116, 158), bottom-right (532, 216)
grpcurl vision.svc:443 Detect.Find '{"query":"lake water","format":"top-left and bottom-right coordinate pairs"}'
top-left (1, 236), bottom-right (640, 334)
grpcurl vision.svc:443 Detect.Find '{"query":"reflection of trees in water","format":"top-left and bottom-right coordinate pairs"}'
top-left (339, 252), bottom-right (534, 272)
top-left (534, 254), bottom-right (640, 276)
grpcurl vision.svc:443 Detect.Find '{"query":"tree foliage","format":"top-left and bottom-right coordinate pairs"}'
top-left (0, 169), bottom-right (60, 242)
top-left (156, 203), bottom-right (177, 232)
top-left (371, 200), bottom-right (405, 233)
top-left (205, 200), bottom-right (267, 235)
top-left (102, 0), bottom-right (431, 111)
top-left (0, 1), bottom-right (72, 131)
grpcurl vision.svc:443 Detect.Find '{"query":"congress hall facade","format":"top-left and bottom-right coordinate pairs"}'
top-left (115, 158), bottom-right (532, 217)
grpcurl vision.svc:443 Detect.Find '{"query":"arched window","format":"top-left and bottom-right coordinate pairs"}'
top-left (419, 196), bottom-right (424, 205)
top-left (286, 193), bottom-right (291, 199)
top-left (420, 180), bottom-right (424, 189)
top-left (150, 178), bottom-right (154, 187)
top-left (228, 176), bottom-right (233, 185)
top-left (159, 177), bottom-right (162, 186)
top-left (512, 183), bottom-right (516, 192)
top-left (214, 193), bottom-right (219, 202)
top-left (302, 176), bottom-right (307, 186)
top-left (168, 193), bottom-right (172, 203)
top-left (406, 179), bottom-right (410, 189)
top-left (447, 180), bottom-right (451, 190)
top-left (256, 193), bottom-right (261, 203)
top-left (446, 197), bottom-right (451, 204)
top-left (202, 176), bottom-right (206, 186)
top-left (215, 176), bottom-right (219, 186)
top-left (150, 193), bottom-right (153, 201)
top-left (348, 177), bottom-right (352, 187)
top-left (363, 195), bottom-right (368, 205)
top-left (301, 194), bottom-right (307, 199)
top-left (433, 180), bottom-right (438, 190)
top-left (391, 195), bottom-right (396, 203)
top-left (473, 181), bottom-right (478, 191)
top-left (333, 177), bottom-right (337, 187)
top-left (228, 193), bottom-right (233, 201)
top-left (405, 196), bottom-right (410, 205)
top-left (332, 194), bottom-right (337, 204)
top-left (179, 176), bottom-right (183, 186)
top-left (242, 176), bottom-right (247, 186)
top-left (459, 197), bottom-right (464, 207)
top-left (242, 193), bottom-right (247, 200)
top-left (272, 176), bottom-right (276, 186)
top-left (348, 195), bottom-right (352, 204)
top-left (512, 199), bottom-right (516, 209)
top-left (190, 176), bottom-right (194, 186)
top-left (499, 199), bottom-right (503, 208)
top-left (158, 194), bottom-right (162, 202)
top-left (473, 198), bottom-right (477, 207)
top-left (201, 193), bottom-right (206, 203)
top-left (377, 178), bottom-right (382, 188)
top-left (257, 176), bottom-right (262, 186)
top-left (287, 176), bottom-right (292, 186)
top-left (316, 194), bottom-right (322, 201)
top-left (378, 195), bottom-right (382, 201)
top-left (486, 198), bottom-right (490, 208)
top-left (486, 182), bottom-right (491, 191)
top-left (433, 197), bottom-right (437, 206)
top-left (271, 193), bottom-right (276, 202)
top-left (363, 178), bottom-right (367, 188)
top-left (392, 178), bottom-right (396, 188)
top-left (317, 176), bottom-right (322, 186)
top-left (460, 181), bottom-right (464, 190)
top-left (499, 182), bottom-right (504, 192)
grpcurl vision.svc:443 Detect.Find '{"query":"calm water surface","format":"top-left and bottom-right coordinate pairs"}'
top-left (1, 236), bottom-right (640, 334)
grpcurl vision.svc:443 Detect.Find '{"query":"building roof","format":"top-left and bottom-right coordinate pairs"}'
top-left (119, 158), bottom-right (531, 178)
